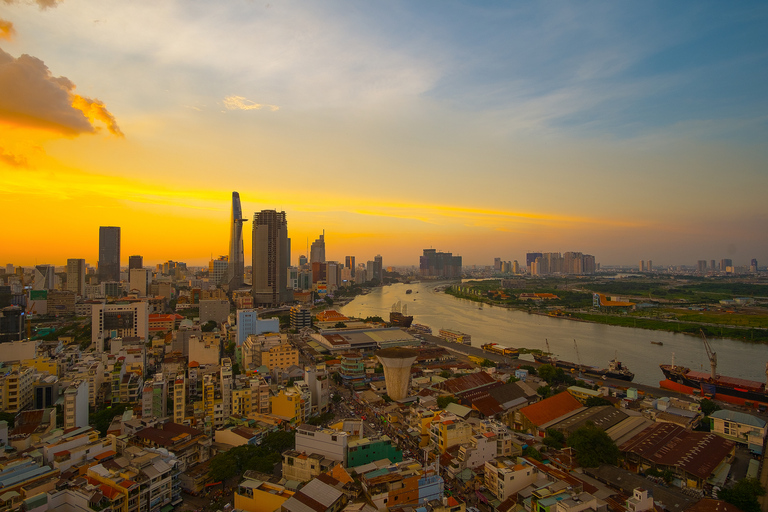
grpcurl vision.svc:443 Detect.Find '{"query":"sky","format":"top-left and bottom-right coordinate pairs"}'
top-left (1, 1), bottom-right (767, 268)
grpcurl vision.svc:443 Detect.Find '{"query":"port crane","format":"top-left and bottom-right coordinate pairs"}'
top-left (700, 329), bottom-right (717, 380)
top-left (573, 339), bottom-right (583, 376)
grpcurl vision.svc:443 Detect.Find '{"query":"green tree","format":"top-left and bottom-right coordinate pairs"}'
top-left (537, 364), bottom-right (562, 384)
top-left (201, 320), bottom-right (218, 332)
top-left (567, 422), bottom-right (619, 468)
top-left (332, 393), bottom-right (342, 403)
top-left (437, 396), bottom-right (459, 409)
top-left (520, 365), bottom-right (537, 376)
top-left (334, 322), bottom-right (347, 328)
top-left (700, 398), bottom-right (720, 416)
top-left (0, 412), bottom-right (15, 429)
top-left (585, 396), bottom-right (613, 407)
top-left (543, 428), bottom-right (565, 449)
top-left (382, 394), bottom-right (393, 403)
top-left (537, 385), bottom-right (552, 399)
top-left (324, 296), bottom-right (333, 306)
top-left (439, 370), bottom-right (453, 379)
top-left (524, 446), bottom-right (544, 461)
top-left (719, 478), bottom-right (765, 512)
top-left (332, 372), bottom-right (343, 385)
top-left (364, 316), bottom-right (385, 323)
top-left (507, 375), bottom-right (520, 383)
top-left (480, 359), bottom-right (495, 368)
top-left (89, 403), bottom-right (130, 436)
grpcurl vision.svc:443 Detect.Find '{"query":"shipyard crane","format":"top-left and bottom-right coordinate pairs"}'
top-left (700, 329), bottom-right (717, 380)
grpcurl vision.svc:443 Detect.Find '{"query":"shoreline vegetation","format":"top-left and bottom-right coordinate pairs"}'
top-left (444, 279), bottom-right (768, 344)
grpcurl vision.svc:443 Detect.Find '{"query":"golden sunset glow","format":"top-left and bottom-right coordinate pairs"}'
top-left (2, 2), bottom-right (766, 268)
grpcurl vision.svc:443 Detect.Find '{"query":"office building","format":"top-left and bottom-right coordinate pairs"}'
top-left (209, 255), bottom-right (229, 286)
top-left (128, 255), bottom-right (143, 271)
top-left (98, 226), bottom-right (121, 283)
top-left (345, 256), bottom-right (355, 277)
top-left (310, 232), bottom-right (325, 264)
top-left (92, 302), bottom-right (149, 352)
top-left (252, 210), bottom-right (290, 306)
top-left (647, 260), bottom-right (653, 272)
top-left (33, 264), bottom-right (55, 290)
top-left (129, 268), bottom-right (149, 297)
top-left (373, 255), bottom-right (383, 282)
top-left (227, 191), bottom-right (247, 289)
top-left (639, 260), bottom-right (645, 272)
top-left (526, 252), bottom-right (543, 272)
top-left (697, 260), bottom-right (708, 272)
top-left (66, 258), bottom-right (86, 296)
top-left (236, 309), bottom-right (280, 345)
top-left (720, 259), bottom-right (733, 272)
top-left (751, 259), bottom-right (758, 273)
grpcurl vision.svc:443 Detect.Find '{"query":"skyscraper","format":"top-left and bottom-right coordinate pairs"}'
top-left (227, 192), bottom-right (247, 289)
top-left (128, 255), bottom-right (143, 271)
top-left (310, 232), bottom-right (325, 264)
top-left (98, 226), bottom-right (121, 283)
top-left (373, 255), bottom-right (383, 282)
top-left (345, 256), bottom-right (355, 277)
top-left (66, 258), bottom-right (86, 296)
top-left (252, 210), bottom-right (290, 306)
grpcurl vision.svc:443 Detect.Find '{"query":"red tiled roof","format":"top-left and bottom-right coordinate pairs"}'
top-left (520, 391), bottom-right (582, 427)
top-left (439, 371), bottom-right (497, 394)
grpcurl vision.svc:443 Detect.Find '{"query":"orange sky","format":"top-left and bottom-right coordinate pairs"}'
top-left (2, 1), bottom-right (767, 267)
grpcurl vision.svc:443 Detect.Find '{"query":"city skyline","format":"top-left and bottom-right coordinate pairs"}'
top-left (2, 2), bottom-right (767, 266)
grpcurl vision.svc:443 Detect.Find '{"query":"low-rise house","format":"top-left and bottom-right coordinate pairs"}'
top-left (709, 410), bottom-right (767, 454)
top-left (484, 457), bottom-right (540, 502)
top-left (282, 450), bottom-right (340, 482)
top-left (236, 476), bottom-right (295, 512)
top-left (281, 473), bottom-right (348, 512)
top-left (128, 421), bottom-right (210, 471)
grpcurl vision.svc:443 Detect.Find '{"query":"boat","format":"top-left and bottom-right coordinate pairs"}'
top-left (439, 328), bottom-right (472, 345)
top-left (533, 339), bottom-right (635, 381)
top-left (406, 289), bottom-right (413, 294)
top-left (481, 343), bottom-right (520, 359)
top-left (660, 330), bottom-right (768, 408)
top-left (651, 341), bottom-right (663, 346)
top-left (390, 311), bottom-right (413, 328)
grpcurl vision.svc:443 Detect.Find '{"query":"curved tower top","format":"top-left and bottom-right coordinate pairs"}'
top-left (227, 192), bottom-right (247, 289)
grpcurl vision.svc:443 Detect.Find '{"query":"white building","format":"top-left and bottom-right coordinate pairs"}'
top-left (295, 424), bottom-right (350, 467)
top-left (64, 379), bottom-right (89, 429)
top-left (92, 302), bottom-right (149, 352)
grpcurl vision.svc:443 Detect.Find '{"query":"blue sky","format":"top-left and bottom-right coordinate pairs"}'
top-left (1, 1), bottom-right (767, 266)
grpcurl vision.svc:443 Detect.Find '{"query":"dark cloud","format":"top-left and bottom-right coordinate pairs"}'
top-left (0, 48), bottom-right (122, 136)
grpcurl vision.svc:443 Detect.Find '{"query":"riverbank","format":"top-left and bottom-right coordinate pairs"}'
top-left (445, 287), bottom-right (768, 344)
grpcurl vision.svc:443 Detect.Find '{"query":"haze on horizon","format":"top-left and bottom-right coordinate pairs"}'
top-left (1, 1), bottom-right (767, 268)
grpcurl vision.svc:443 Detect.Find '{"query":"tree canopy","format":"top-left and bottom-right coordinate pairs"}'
top-left (585, 396), bottom-right (613, 407)
top-left (567, 422), bottom-right (619, 467)
top-left (700, 398), bottom-right (720, 416)
top-left (719, 478), bottom-right (765, 512)
top-left (437, 396), bottom-right (459, 409)
top-left (208, 430), bottom-right (295, 482)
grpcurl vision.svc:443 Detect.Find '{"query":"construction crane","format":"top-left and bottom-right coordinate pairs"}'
top-left (573, 339), bottom-right (583, 374)
top-left (700, 329), bottom-right (717, 380)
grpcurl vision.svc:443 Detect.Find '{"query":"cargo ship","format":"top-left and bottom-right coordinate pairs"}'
top-left (534, 353), bottom-right (635, 381)
top-left (659, 330), bottom-right (768, 409)
top-left (533, 339), bottom-right (635, 382)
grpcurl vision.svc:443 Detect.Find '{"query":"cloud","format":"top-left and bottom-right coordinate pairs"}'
top-left (0, 48), bottom-right (122, 136)
top-left (1, 0), bottom-right (62, 9)
top-left (223, 95), bottom-right (279, 112)
top-left (0, 146), bottom-right (28, 167)
top-left (0, 18), bottom-right (14, 40)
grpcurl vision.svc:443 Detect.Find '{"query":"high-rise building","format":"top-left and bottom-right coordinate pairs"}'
top-left (720, 259), bottom-right (733, 272)
top-left (419, 249), bottom-right (462, 278)
top-left (494, 258), bottom-right (502, 271)
top-left (298, 255), bottom-right (308, 267)
top-left (697, 260), bottom-right (708, 272)
top-left (66, 259), bottom-right (86, 297)
top-left (98, 226), bottom-right (121, 283)
top-left (129, 268), bottom-right (149, 297)
top-left (209, 255), bottom-right (229, 286)
top-left (373, 255), bottom-right (383, 282)
top-left (252, 210), bottom-right (291, 306)
top-left (647, 260), bottom-right (653, 272)
top-left (751, 259), bottom-right (758, 273)
top-left (345, 256), bottom-right (356, 277)
top-left (710, 260), bottom-right (716, 271)
top-left (128, 255), bottom-right (143, 271)
top-left (639, 260), bottom-right (645, 272)
top-left (310, 232), bottom-right (325, 264)
top-left (33, 264), bottom-right (55, 290)
top-left (227, 192), bottom-right (247, 289)
top-left (526, 252), bottom-right (543, 272)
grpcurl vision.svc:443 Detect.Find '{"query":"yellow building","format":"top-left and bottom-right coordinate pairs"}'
top-left (235, 479), bottom-right (294, 512)
top-left (429, 414), bottom-right (472, 453)
top-left (270, 389), bottom-right (304, 425)
top-left (263, 343), bottom-right (299, 370)
top-left (232, 387), bottom-right (253, 417)
top-left (23, 358), bottom-right (59, 377)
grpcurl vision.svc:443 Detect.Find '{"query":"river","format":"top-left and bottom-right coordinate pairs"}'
top-left (338, 281), bottom-right (768, 387)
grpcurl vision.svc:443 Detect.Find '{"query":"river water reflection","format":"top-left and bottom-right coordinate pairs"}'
top-left (338, 281), bottom-right (768, 387)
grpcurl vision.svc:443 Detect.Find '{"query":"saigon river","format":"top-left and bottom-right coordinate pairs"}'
top-left (338, 280), bottom-right (768, 387)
